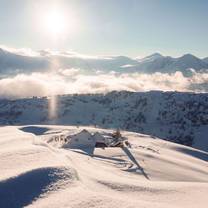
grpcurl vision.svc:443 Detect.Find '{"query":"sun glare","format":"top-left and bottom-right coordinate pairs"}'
top-left (44, 10), bottom-right (67, 37)
top-left (45, 10), bottom-right (66, 36)
top-left (42, 7), bottom-right (77, 39)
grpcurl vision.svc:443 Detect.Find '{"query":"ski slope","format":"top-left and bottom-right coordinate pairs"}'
top-left (0, 125), bottom-right (208, 208)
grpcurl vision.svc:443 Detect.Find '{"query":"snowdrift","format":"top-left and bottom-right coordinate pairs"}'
top-left (0, 125), bottom-right (208, 208)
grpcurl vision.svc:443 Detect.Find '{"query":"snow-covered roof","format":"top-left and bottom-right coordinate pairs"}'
top-left (92, 132), bottom-right (106, 141)
top-left (73, 129), bottom-right (92, 139)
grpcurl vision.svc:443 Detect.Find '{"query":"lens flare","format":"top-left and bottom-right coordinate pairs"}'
top-left (48, 95), bottom-right (57, 121)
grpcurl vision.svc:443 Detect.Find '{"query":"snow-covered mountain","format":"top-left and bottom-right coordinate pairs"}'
top-left (0, 91), bottom-right (207, 152)
top-left (203, 57), bottom-right (208, 64)
top-left (132, 54), bottom-right (208, 75)
top-left (0, 48), bottom-right (49, 76)
top-left (0, 47), bottom-right (208, 76)
top-left (0, 48), bottom-right (138, 76)
top-left (136, 52), bottom-right (163, 63)
top-left (49, 54), bottom-right (139, 72)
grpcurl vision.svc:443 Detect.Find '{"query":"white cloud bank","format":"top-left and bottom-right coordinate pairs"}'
top-left (0, 69), bottom-right (208, 99)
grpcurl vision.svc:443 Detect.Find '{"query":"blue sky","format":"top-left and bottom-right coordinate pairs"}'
top-left (0, 0), bottom-right (208, 57)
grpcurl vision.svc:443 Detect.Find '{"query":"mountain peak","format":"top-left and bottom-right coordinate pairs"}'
top-left (145, 52), bottom-right (163, 59)
top-left (149, 52), bottom-right (163, 57)
top-left (138, 52), bottom-right (163, 63)
top-left (0, 48), bottom-right (6, 54)
top-left (180, 54), bottom-right (199, 60)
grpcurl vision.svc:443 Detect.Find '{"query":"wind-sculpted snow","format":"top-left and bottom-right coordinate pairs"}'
top-left (1, 126), bottom-right (208, 208)
top-left (0, 91), bottom-right (208, 152)
top-left (0, 167), bottom-right (75, 208)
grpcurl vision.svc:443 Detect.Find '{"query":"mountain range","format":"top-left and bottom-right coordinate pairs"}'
top-left (0, 48), bottom-right (208, 77)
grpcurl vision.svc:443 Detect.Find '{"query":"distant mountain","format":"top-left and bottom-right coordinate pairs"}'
top-left (128, 53), bottom-right (208, 75)
top-left (0, 48), bottom-right (138, 76)
top-left (173, 54), bottom-right (208, 71)
top-left (137, 52), bottom-right (163, 63)
top-left (49, 55), bottom-right (139, 72)
top-left (0, 47), bottom-right (207, 77)
top-left (0, 48), bottom-right (49, 76)
top-left (203, 57), bottom-right (208, 64)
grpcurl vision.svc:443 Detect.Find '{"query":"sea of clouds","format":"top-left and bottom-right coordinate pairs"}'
top-left (0, 68), bottom-right (208, 99)
top-left (0, 45), bottom-right (207, 98)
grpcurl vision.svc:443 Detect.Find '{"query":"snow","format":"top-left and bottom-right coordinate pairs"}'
top-left (136, 53), bottom-right (163, 63)
top-left (63, 129), bottom-right (96, 154)
top-left (0, 125), bottom-right (208, 208)
top-left (0, 46), bottom-right (208, 77)
top-left (120, 64), bottom-right (135, 68)
top-left (203, 57), bottom-right (208, 64)
top-left (92, 132), bottom-right (108, 144)
top-left (1, 91), bottom-right (208, 152)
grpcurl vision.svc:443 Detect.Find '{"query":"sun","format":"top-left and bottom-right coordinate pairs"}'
top-left (44, 10), bottom-right (67, 37)
top-left (37, 4), bottom-right (79, 39)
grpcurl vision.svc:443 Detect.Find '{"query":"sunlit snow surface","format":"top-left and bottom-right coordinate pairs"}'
top-left (0, 125), bottom-right (208, 208)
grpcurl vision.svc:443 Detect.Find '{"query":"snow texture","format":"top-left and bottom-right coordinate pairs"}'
top-left (0, 91), bottom-right (208, 152)
top-left (0, 125), bottom-right (208, 208)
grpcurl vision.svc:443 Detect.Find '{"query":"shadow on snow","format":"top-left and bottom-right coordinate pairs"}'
top-left (0, 167), bottom-right (72, 208)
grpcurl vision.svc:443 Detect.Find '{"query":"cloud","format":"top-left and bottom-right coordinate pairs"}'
top-left (0, 45), bottom-right (207, 99)
top-left (57, 68), bottom-right (81, 77)
top-left (0, 45), bottom-right (113, 60)
top-left (0, 69), bottom-right (208, 99)
top-left (0, 45), bottom-right (40, 57)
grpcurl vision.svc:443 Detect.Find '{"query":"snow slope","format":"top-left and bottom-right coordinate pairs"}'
top-left (0, 125), bottom-right (208, 208)
top-left (136, 53), bottom-right (163, 63)
top-left (203, 57), bottom-right (208, 64)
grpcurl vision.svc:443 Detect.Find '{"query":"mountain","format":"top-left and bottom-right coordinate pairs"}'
top-left (203, 57), bottom-right (208, 63)
top-left (173, 54), bottom-right (208, 71)
top-left (0, 48), bottom-right (49, 76)
top-left (0, 91), bottom-right (208, 152)
top-left (0, 47), bottom-right (208, 76)
top-left (137, 52), bottom-right (163, 63)
top-left (128, 53), bottom-right (208, 75)
top-left (49, 54), bottom-right (139, 72)
top-left (0, 48), bottom-right (138, 76)
top-left (0, 125), bottom-right (207, 207)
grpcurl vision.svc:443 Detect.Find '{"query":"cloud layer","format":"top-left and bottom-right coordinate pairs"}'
top-left (0, 68), bottom-right (208, 99)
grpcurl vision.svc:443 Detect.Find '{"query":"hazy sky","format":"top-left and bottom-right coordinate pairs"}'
top-left (0, 0), bottom-right (208, 57)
